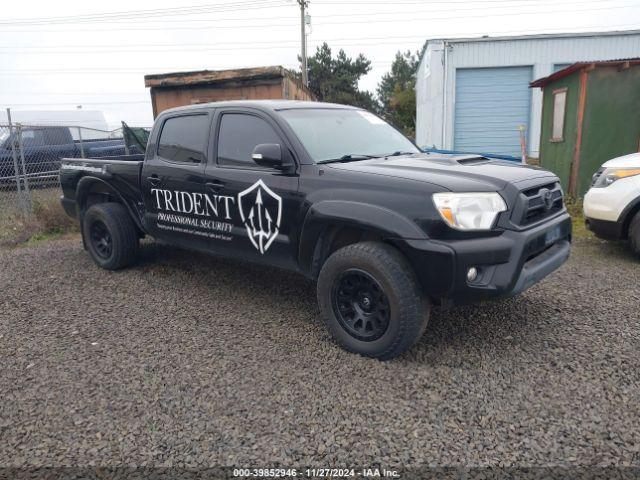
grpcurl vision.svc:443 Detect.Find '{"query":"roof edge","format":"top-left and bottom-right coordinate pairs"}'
top-left (530, 58), bottom-right (640, 88)
top-left (425, 28), bottom-right (640, 45)
top-left (144, 65), bottom-right (292, 88)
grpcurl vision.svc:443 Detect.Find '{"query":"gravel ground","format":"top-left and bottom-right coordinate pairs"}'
top-left (1, 235), bottom-right (639, 472)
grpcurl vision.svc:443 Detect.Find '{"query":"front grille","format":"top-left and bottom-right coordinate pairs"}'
top-left (515, 181), bottom-right (564, 226)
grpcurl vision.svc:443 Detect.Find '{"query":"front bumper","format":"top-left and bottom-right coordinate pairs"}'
top-left (397, 212), bottom-right (572, 305)
top-left (583, 177), bottom-right (640, 223)
top-left (585, 217), bottom-right (624, 240)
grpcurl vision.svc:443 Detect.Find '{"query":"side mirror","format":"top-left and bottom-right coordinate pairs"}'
top-left (251, 143), bottom-right (284, 169)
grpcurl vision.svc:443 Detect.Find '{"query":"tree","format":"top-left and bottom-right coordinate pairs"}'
top-left (305, 43), bottom-right (379, 112)
top-left (377, 50), bottom-right (421, 138)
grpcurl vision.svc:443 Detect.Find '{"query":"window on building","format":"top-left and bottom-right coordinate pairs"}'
top-left (217, 114), bottom-right (280, 168)
top-left (157, 114), bottom-right (209, 163)
top-left (551, 89), bottom-right (567, 142)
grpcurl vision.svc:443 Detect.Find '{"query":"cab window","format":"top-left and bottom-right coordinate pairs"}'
top-left (21, 129), bottom-right (46, 148)
top-left (157, 114), bottom-right (209, 163)
top-left (217, 113), bottom-right (280, 168)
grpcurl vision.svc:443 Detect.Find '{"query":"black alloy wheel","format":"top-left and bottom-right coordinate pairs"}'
top-left (82, 202), bottom-right (139, 270)
top-left (317, 241), bottom-right (430, 360)
top-left (90, 220), bottom-right (113, 259)
top-left (331, 268), bottom-right (390, 341)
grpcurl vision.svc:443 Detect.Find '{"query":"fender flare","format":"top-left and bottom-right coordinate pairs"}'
top-left (76, 176), bottom-right (144, 232)
top-left (298, 200), bottom-right (428, 277)
top-left (620, 194), bottom-right (640, 237)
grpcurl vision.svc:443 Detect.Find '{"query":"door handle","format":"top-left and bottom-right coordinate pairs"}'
top-left (147, 175), bottom-right (161, 186)
top-left (205, 180), bottom-right (225, 192)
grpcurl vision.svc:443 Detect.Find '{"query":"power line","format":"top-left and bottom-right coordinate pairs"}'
top-left (0, 68), bottom-right (305, 75)
top-left (2, 92), bottom-right (148, 96)
top-left (2, 35), bottom-right (426, 50)
top-left (319, 3), bottom-right (640, 24)
top-left (0, 0), bottom-right (584, 27)
top-left (0, 23), bottom-right (638, 71)
top-left (0, 44), bottom-right (303, 54)
top-left (0, 1), bottom-right (292, 26)
top-left (0, 101), bottom-right (151, 106)
top-left (316, 0), bottom-right (546, 2)
top-left (0, 38), bottom-right (419, 55)
top-left (0, 0), bottom-right (614, 26)
top-left (5, 26), bottom-right (640, 54)
top-left (5, 19), bottom-right (640, 52)
top-left (2, 2), bottom-right (637, 33)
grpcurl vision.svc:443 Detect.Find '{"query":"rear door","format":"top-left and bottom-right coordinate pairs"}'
top-left (140, 111), bottom-right (212, 246)
top-left (202, 108), bottom-right (301, 269)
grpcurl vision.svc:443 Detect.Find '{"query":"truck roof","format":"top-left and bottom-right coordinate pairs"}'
top-left (160, 100), bottom-right (358, 116)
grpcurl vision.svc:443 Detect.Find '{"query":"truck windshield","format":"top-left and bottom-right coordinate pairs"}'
top-left (279, 108), bottom-right (419, 163)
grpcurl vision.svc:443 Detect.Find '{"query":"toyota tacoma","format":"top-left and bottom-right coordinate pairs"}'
top-left (60, 100), bottom-right (571, 360)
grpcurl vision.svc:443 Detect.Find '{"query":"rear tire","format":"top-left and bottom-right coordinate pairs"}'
top-left (629, 211), bottom-right (640, 257)
top-left (83, 202), bottom-right (139, 270)
top-left (317, 241), bottom-right (429, 360)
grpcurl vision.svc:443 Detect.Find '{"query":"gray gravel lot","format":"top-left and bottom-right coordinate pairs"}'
top-left (1, 236), bottom-right (639, 471)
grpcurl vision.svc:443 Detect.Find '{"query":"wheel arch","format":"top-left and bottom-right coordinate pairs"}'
top-left (298, 200), bottom-right (427, 279)
top-left (76, 176), bottom-right (144, 232)
top-left (620, 195), bottom-right (640, 239)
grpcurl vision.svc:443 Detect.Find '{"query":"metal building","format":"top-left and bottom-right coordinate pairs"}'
top-left (416, 30), bottom-right (640, 158)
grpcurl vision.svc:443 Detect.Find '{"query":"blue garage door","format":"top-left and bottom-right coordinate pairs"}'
top-left (454, 66), bottom-right (532, 157)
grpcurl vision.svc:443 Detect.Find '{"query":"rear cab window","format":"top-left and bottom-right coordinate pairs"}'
top-left (44, 128), bottom-right (71, 145)
top-left (157, 114), bottom-right (210, 163)
top-left (21, 129), bottom-right (46, 148)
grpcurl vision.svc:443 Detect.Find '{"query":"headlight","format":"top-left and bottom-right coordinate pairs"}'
top-left (592, 167), bottom-right (640, 188)
top-left (432, 192), bottom-right (507, 231)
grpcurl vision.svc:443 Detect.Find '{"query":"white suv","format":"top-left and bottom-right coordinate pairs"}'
top-left (583, 152), bottom-right (640, 256)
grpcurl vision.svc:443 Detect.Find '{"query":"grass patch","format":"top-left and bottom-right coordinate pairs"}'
top-left (565, 197), bottom-right (592, 240)
top-left (0, 187), bottom-right (78, 247)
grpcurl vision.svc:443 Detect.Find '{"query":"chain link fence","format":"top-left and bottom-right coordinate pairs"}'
top-left (0, 122), bottom-right (148, 242)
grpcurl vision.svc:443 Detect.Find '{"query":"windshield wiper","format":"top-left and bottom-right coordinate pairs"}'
top-left (318, 154), bottom-right (380, 164)
top-left (385, 151), bottom-right (417, 158)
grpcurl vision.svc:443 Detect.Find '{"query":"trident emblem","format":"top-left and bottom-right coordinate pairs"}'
top-left (237, 179), bottom-right (282, 254)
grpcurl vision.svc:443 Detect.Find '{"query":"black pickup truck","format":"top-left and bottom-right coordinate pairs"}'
top-left (60, 100), bottom-right (571, 360)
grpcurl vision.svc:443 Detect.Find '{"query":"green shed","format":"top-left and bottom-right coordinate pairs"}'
top-left (531, 59), bottom-right (640, 197)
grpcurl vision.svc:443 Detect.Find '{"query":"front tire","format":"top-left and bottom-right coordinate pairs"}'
top-left (629, 211), bottom-right (640, 257)
top-left (83, 202), bottom-right (139, 270)
top-left (317, 242), bottom-right (429, 360)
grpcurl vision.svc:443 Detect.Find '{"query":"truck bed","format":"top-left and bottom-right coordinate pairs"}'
top-left (59, 156), bottom-right (146, 217)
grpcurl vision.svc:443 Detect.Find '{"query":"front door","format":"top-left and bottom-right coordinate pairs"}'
top-left (203, 109), bottom-right (301, 269)
top-left (140, 111), bottom-right (212, 247)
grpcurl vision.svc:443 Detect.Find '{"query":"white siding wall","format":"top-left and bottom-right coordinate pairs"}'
top-left (416, 41), bottom-right (445, 149)
top-left (415, 31), bottom-right (640, 157)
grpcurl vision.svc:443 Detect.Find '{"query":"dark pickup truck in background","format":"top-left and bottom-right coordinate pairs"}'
top-left (0, 125), bottom-right (143, 183)
top-left (59, 100), bottom-right (571, 360)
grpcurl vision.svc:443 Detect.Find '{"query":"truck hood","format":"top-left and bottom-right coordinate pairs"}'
top-left (326, 153), bottom-right (556, 191)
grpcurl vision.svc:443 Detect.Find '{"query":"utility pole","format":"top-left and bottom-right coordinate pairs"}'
top-left (297, 0), bottom-right (308, 86)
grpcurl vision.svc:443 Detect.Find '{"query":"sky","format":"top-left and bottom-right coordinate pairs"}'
top-left (1, 0), bottom-right (639, 129)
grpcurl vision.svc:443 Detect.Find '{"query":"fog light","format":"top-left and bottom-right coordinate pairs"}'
top-left (467, 267), bottom-right (478, 283)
